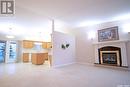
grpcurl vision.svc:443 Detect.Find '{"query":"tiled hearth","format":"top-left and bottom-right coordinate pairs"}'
top-left (94, 40), bottom-right (129, 67)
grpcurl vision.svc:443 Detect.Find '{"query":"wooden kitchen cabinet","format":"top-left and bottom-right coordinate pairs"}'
top-left (47, 42), bottom-right (52, 48)
top-left (42, 42), bottom-right (52, 49)
top-left (31, 53), bottom-right (48, 65)
top-left (23, 53), bottom-right (29, 62)
top-left (42, 42), bottom-right (47, 48)
top-left (23, 40), bottom-right (34, 48)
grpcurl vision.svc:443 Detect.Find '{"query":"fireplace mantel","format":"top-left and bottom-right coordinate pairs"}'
top-left (93, 40), bottom-right (129, 45)
top-left (94, 40), bottom-right (129, 67)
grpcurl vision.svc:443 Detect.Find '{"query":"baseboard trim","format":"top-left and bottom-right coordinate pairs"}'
top-left (94, 63), bottom-right (130, 71)
top-left (76, 62), bottom-right (94, 66)
top-left (52, 62), bottom-right (76, 68)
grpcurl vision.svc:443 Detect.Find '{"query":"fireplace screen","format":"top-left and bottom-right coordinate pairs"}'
top-left (99, 46), bottom-right (122, 66)
top-left (102, 53), bottom-right (117, 64)
top-left (100, 51), bottom-right (120, 66)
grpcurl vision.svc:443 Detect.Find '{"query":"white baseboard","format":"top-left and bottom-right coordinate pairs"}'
top-left (76, 62), bottom-right (94, 66)
top-left (52, 62), bottom-right (76, 68)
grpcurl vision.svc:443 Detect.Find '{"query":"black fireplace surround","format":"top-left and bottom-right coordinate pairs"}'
top-left (98, 46), bottom-right (122, 66)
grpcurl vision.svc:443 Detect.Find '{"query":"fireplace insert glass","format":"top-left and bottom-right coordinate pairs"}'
top-left (102, 53), bottom-right (117, 64)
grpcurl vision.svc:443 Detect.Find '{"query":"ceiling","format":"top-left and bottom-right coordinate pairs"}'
top-left (16, 0), bottom-right (130, 26)
top-left (0, 0), bottom-right (130, 41)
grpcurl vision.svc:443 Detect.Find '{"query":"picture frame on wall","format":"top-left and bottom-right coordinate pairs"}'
top-left (98, 26), bottom-right (119, 42)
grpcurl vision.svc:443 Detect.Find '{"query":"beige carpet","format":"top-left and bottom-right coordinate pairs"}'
top-left (0, 63), bottom-right (130, 87)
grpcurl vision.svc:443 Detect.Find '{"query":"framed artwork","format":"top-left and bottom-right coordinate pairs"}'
top-left (98, 26), bottom-right (119, 42)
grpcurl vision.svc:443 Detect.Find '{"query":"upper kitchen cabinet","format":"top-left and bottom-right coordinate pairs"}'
top-left (42, 42), bottom-right (52, 49)
top-left (23, 40), bottom-right (34, 49)
top-left (42, 42), bottom-right (47, 48)
top-left (47, 42), bottom-right (52, 48)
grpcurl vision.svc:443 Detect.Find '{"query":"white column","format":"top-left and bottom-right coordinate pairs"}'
top-left (121, 43), bottom-right (128, 66)
top-left (94, 44), bottom-right (99, 63)
top-left (51, 19), bottom-right (55, 67)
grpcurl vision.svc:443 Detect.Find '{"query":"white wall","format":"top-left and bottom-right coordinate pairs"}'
top-left (70, 19), bottom-right (130, 65)
top-left (69, 28), bottom-right (95, 64)
top-left (52, 31), bottom-right (75, 67)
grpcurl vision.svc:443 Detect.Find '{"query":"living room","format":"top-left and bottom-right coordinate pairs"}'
top-left (0, 0), bottom-right (130, 87)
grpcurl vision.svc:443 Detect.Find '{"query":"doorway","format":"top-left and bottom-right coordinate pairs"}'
top-left (0, 40), bottom-right (17, 63)
top-left (8, 41), bottom-right (17, 63)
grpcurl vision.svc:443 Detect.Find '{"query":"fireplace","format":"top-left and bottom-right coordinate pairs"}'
top-left (98, 46), bottom-right (122, 66)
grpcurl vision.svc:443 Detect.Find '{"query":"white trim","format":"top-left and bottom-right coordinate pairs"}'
top-left (52, 62), bottom-right (76, 68)
top-left (76, 62), bottom-right (94, 66)
top-left (93, 40), bottom-right (129, 45)
top-left (94, 64), bottom-right (129, 71)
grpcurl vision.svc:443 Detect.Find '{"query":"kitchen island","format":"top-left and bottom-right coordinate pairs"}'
top-left (31, 53), bottom-right (48, 65)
